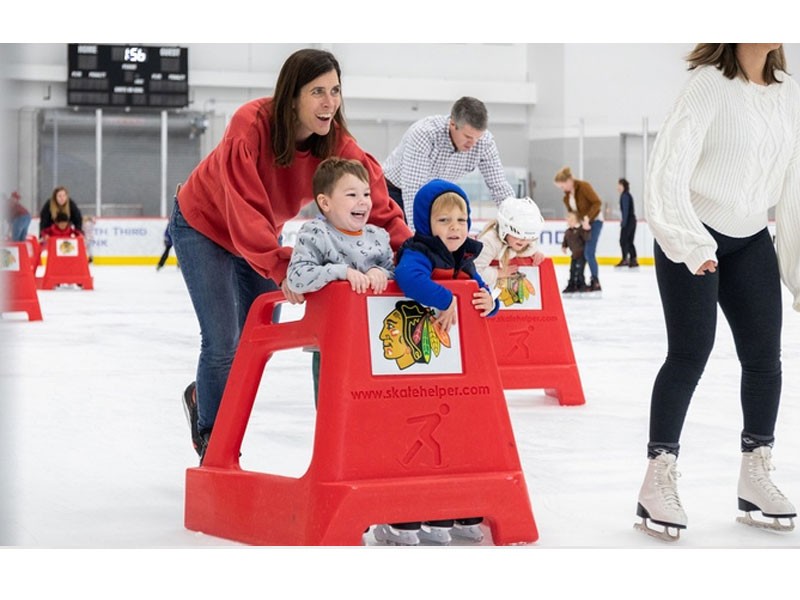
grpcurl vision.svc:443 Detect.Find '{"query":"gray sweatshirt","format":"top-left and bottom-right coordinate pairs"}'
top-left (286, 217), bottom-right (395, 293)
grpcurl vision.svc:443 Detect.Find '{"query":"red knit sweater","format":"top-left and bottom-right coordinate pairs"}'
top-left (177, 97), bottom-right (411, 283)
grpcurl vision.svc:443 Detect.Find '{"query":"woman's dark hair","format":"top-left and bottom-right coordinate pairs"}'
top-left (686, 44), bottom-right (786, 84)
top-left (618, 178), bottom-right (630, 192)
top-left (271, 48), bottom-right (350, 167)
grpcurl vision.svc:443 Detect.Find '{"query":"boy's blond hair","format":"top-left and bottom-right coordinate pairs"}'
top-left (312, 157), bottom-right (369, 200)
top-left (430, 192), bottom-right (467, 217)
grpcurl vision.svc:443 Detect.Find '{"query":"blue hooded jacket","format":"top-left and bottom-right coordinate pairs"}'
top-left (395, 179), bottom-right (499, 315)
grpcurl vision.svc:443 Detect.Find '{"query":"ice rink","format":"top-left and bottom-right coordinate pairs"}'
top-left (2, 260), bottom-right (800, 591)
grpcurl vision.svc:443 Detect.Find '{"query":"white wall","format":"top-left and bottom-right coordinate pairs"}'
top-left (1, 47), bottom-right (23, 200)
top-left (6, 43), bottom-right (800, 210)
top-left (562, 44), bottom-right (693, 136)
top-left (560, 44), bottom-right (800, 136)
top-left (10, 42), bottom-right (800, 134)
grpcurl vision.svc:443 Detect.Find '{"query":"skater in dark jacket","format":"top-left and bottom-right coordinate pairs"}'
top-left (156, 224), bottom-right (175, 271)
top-left (616, 178), bottom-right (638, 267)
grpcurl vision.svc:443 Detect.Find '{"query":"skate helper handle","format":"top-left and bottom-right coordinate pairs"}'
top-left (489, 256), bottom-right (535, 268)
top-left (203, 288), bottom-right (317, 468)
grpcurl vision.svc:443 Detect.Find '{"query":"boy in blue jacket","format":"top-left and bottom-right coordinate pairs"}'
top-left (395, 179), bottom-right (498, 330)
top-left (374, 179), bottom-right (498, 547)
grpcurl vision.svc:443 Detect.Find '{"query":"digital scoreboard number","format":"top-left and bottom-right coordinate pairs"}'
top-left (67, 44), bottom-right (189, 108)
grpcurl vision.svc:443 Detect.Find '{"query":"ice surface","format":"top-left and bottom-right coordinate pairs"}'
top-left (2, 263), bottom-right (798, 590)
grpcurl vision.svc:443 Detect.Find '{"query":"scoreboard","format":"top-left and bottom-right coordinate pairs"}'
top-left (67, 44), bottom-right (189, 108)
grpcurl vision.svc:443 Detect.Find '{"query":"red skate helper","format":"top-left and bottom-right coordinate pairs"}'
top-left (486, 257), bottom-right (585, 406)
top-left (38, 235), bottom-right (93, 290)
top-left (25, 235), bottom-right (42, 275)
top-left (184, 280), bottom-right (538, 546)
top-left (2, 242), bottom-right (43, 321)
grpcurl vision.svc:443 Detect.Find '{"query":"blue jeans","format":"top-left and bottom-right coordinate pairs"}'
top-left (170, 200), bottom-right (280, 433)
top-left (11, 214), bottom-right (32, 242)
top-left (585, 219), bottom-right (603, 280)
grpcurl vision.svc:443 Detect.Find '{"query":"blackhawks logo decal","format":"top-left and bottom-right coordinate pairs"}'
top-left (498, 272), bottom-right (535, 307)
top-left (379, 300), bottom-right (452, 371)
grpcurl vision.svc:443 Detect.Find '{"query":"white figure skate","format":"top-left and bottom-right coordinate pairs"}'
top-left (373, 524), bottom-right (420, 546)
top-left (737, 446), bottom-right (796, 532)
top-left (451, 521), bottom-right (485, 542)
top-left (634, 452), bottom-right (687, 542)
top-left (417, 522), bottom-right (452, 545)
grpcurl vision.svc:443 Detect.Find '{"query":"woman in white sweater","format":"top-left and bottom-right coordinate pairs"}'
top-left (636, 44), bottom-right (800, 542)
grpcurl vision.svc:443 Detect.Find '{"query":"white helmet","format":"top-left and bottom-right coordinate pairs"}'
top-left (497, 196), bottom-right (544, 241)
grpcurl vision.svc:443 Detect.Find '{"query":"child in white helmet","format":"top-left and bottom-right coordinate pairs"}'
top-left (474, 196), bottom-right (546, 304)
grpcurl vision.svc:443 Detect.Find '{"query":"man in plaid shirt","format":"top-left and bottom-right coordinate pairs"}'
top-left (382, 96), bottom-right (515, 230)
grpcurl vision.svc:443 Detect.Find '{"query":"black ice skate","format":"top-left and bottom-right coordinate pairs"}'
top-left (634, 452), bottom-right (687, 542)
top-left (182, 381), bottom-right (208, 460)
top-left (583, 277), bottom-right (602, 298)
top-left (736, 447), bottom-right (796, 532)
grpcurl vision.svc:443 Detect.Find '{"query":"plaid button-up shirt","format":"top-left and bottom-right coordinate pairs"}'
top-left (383, 115), bottom-right (514, 229)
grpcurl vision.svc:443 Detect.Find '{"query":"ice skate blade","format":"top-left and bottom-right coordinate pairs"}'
top-left (736, 513), bottom-right (795, 532)
top-left (634, 520), bottom-right (682, 542)
top-left (377, 539), bottom-right (420, 547)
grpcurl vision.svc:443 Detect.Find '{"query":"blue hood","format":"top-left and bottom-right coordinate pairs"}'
top-left (412, 179), bottom-right (471, 236)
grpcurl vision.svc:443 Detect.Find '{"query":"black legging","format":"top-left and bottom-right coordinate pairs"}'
top-left (620, 220), bottom-right (637, 262)
top-left (648, 226), bottom-right (782, 457)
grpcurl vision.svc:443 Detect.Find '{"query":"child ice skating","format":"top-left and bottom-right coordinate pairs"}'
top-left (377, 178), bottom-right (498, 546)
top-left (560, 211), bottom-right (591, 295)
top-left (474, 196), bottom-right (546, 307)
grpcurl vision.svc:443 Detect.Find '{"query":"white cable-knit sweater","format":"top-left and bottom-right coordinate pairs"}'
top-left (645, 65), bottom-right (800, 311)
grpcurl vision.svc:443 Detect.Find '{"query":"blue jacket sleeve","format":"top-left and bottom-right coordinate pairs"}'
top-left (395, 249), bottom-right (454, 311)
top-left (472, 271), bottom-right (500, 317)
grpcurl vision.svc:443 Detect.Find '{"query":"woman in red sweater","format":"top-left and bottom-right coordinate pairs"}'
top-left (172, 48), bottom-right (411, 461)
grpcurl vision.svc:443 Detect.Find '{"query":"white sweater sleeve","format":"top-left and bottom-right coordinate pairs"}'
top-left (777, 152), bottom-right (800, 312)
top-left (474, 227), bottom-right (504, 289)
top-left (645, 74), bottom-right (719, 274)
